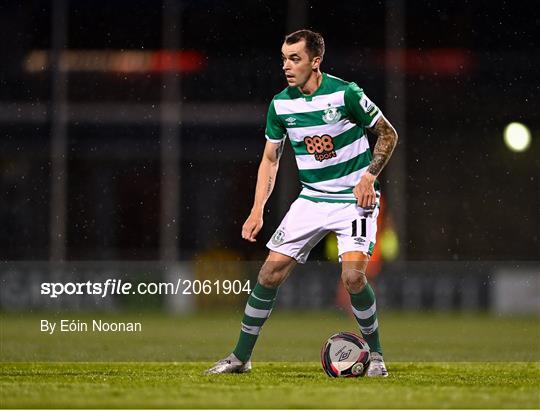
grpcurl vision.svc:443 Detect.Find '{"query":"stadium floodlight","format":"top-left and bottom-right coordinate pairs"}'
top-left (503, 122), bottom-right (531, 152)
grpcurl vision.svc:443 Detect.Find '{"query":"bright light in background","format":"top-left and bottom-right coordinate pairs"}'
top-left (503, 122), bottom-right (531, 152)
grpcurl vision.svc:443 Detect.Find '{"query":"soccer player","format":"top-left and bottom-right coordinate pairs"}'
top-left (206, 29), bottom-right (398, 377)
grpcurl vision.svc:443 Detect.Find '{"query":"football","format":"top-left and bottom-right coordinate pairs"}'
top-left (320, 332), bottom-right (371, 377)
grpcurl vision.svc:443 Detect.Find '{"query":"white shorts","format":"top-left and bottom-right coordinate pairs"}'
top-left (266, 197), bottom-right (379, 264)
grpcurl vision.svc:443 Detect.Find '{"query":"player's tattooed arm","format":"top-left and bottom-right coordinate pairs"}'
top-left (242, 140), bottom-right (282, 242)
top-left (262, 140), bottom-right (283, 199)
top-left (266, 175), bottom-right (274, 196)
top-left (353, 116), bottom-right (397, 207)
top-left (367, 116), bottom-right (398, 176)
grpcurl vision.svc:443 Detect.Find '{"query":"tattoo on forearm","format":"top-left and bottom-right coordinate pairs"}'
top-left (266, 176), bottom-right (273, 196)
top-left (367, 117), bottom-right (398, 176)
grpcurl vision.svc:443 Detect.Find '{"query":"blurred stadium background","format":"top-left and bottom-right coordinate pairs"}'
top-left (1, 0), bottom-right (539, 360)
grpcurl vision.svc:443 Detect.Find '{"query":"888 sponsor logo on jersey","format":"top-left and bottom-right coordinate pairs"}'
top-left (303, 134), bottom-right (336, 162)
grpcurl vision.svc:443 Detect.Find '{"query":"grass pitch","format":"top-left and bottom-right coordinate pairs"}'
top-left (1, 311), bottom-right (539, 408)
top-left (1, 362), bottom-right (539, 409)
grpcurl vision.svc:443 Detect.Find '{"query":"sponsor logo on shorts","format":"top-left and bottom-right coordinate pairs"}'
top-left (271, 229), bottom-right (285, 246)
top-left (353, 237), bottom-right (366, 246)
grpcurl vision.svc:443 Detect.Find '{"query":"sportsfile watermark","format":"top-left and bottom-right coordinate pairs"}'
top-left (0, 261), bottom-right (538, 362)
top-left (41, 278), bottom-right (252, 299)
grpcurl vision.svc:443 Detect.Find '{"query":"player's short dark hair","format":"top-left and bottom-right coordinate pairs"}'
top-left (284, 29), bottom-right (325, 60)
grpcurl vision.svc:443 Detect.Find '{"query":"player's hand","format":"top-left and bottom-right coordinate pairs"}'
top-left (242, 210), bottom-right (263, 242)
top-left (353, 172), bottom-right (377, 208)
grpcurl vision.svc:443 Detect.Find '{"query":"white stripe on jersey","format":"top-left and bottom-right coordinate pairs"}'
top-left (300, 167), bottom-right (368, 192)
top-left (296, 136), bottom-right (370, 170)
top-left (273, 91), bottom-right (346, 115)
top-left (287, 119), bottom-right (356, 142)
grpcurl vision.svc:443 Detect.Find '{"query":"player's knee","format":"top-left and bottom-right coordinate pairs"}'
top-left (258, 262), bottom-right (288, 288)
top-left (341, 268), bottom-right (367, 293)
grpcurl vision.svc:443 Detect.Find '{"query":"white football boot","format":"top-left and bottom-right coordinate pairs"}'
top-left (367, 352), bottom-right (388, 377)
top-left (204, 353), bottom-right (252, 375)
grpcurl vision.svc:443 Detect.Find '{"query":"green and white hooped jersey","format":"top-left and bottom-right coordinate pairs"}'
top-left (265, 73), bottom-right (382, 203)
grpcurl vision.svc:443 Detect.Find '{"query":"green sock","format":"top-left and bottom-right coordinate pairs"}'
top-left (349, 283), bottom-right (383, 355)
top-left (233, 282), bottom-right (278, 362)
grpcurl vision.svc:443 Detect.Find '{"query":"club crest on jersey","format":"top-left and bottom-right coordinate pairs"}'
top-left (271, 229), bottom-right (285, 246)
top-left (322, 106), bottom-right (341, 124)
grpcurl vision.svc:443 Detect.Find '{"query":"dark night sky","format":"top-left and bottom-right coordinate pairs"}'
top-left (1, 1), bottom-right (539, 51)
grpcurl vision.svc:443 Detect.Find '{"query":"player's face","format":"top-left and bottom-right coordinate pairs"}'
top-left (281, 40), bottom-right (320, 88)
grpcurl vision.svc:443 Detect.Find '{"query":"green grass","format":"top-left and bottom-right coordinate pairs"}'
top-left (1, 311), bottom-right (539, 362)
top-left (1, 362), bottom-right (539, 408)
top-left (1, 311), bottom-right (539, 408)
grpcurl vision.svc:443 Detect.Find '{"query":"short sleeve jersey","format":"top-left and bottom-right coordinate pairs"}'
top-left (265, 73), bottom-right (382, 203)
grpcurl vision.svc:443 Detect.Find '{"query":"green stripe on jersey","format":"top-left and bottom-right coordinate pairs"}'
top-left (304, 180), bottom-right (381, 192)
top-left (290, 125), bottom-right (365, 155)
top-left (299, 194), bottom-right (357, 203)
top-left (303, 182), bottom-right (381, 195)
top-left (302, 184), bottom-right (354, 194)
top-left (298, 150), bottom-right (371, 184)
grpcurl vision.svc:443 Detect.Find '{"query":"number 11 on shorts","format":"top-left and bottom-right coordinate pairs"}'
top-left (351, 219), bottom-right (367, 237)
